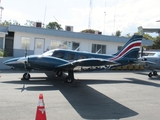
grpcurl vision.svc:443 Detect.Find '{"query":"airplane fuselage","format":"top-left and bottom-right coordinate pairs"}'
top-left (3, 35), bottom-right (142, 82)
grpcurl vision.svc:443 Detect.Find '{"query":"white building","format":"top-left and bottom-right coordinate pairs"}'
top-left (0, 25), bottom-right (152, 69)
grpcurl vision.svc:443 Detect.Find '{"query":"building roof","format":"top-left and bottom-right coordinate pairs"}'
top-left (1, 25), bottom-right (153, 45)
top-left (143, 28), bottom-right (160, 33)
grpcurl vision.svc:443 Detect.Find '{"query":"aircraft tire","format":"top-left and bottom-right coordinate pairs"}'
top-left (153, 71), bottom-right (158, 76)
top-left (22, 73), bottom-right (30, 80)
top-left (65, 76), bottom-right (73, 83)
top-left (148, 72), bottom-right (152, 78)
top-left (56, 71), bottom-right (63, 77)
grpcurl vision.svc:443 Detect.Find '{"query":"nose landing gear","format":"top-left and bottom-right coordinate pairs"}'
top-left (22, 72), bottom-right (31, 80)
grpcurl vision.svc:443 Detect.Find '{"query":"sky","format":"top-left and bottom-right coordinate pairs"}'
top-left (1, 0), bottom-right (160, 36)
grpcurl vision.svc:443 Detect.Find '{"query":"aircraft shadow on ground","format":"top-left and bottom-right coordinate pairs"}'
top-left (124, 77), bottom-right (160, 87)
top-left (134, 72), bottom-right (160, 81)
top-left (1, 76), bottom-right (138, 119)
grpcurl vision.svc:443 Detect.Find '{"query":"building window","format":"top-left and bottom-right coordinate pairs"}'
top-left (50, 40), bottom-right (67, 49)
top-left (91, 44), bottom-right (106, 54)
top-left (118, 46), bottom-right (122, 51)
top-left (21, 37), bottom-right (30, 50)
top-left (72, 42), bottom-right (80, 50)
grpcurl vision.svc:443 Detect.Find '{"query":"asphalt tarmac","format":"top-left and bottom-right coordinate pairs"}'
top-left (0, 70), bottom-right (160, 120)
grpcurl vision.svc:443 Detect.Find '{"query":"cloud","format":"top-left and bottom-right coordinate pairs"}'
top-left (2, 0), bottom-right (160, 37)
top-left (3, 9), bottom-right (27, 25)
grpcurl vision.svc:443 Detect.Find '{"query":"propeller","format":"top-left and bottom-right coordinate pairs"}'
top-left (24, 45), bottom-right (28, 70)
top-left (25, 45), bottom-right (27, 58)
top-left (141, 46), bottom-right (144, 57)
top-left (137, 46), bottom-right (145, 63)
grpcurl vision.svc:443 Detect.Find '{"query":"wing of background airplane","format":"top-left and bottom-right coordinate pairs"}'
top-left (55, 58), bottom-right (119, 70)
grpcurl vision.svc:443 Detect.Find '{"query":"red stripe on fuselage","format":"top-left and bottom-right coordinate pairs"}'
top-left (110, 42), bottom-right (141, 61)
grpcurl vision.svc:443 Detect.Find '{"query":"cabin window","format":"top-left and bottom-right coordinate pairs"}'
top-left (67, 53), bottom-right (75, 60)
top-left (157, 53), bottom-right (160, 57)
top-left (143, 53), bottom-right (155, 56)
top-left (21, 37), bottom-right (30, 50)
top-left (91, 44), bottom-right (106, 54)
top-left (53, 51), bottom-right (65, 59)
top-left (78, 55), bottom-right (88, 59)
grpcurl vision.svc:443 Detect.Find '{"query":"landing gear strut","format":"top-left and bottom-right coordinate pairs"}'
top-left (65, 70), bottom-right (75, 83)
top-left (22, 72), bottom-right (31, 80)
top-left (55, 71), bottom-right (63, 77)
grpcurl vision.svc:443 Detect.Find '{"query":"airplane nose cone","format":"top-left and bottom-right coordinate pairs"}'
top-left (3, 60), bottom-right (8, 65)
top-left (3, 58), bottom-right (21, 66)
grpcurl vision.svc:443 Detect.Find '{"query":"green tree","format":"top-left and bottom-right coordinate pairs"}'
top-left (0, 20), bottom-right (20, 26)
top-left (150, 36), bottom-right (160, 49)
top-left (0, 49), bottom-right (4, 57)
top-left (115, 30), bottom-right (121, 36)
top-left (46, 22), bottom-right (63, 30)
top-left (125, 33), bottom-right (132, 38)
top-left (81, 29), bottom-right (95, 34)
top-left (24, 20), bottom-right (35, 26)
top-left (143, 34), bottom-right (155, 41)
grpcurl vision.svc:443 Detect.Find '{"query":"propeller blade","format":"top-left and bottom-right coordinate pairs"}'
top-left (25, 45), bottom-right (27, 58)
top-left (141, 46), bottom-right (144, 57)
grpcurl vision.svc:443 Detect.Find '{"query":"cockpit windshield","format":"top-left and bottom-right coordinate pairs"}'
top-left (143, 53), bottom-right (155, 56)
top-left (42, 50), bottom-right (54, 56)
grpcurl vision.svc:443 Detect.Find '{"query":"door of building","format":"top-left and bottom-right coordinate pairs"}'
top-left (34, 38), bottom-right (45, 55)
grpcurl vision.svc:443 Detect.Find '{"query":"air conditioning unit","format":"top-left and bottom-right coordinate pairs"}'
top-left (65, 26), bottom-right (73, 32)
top-left (34, 22), bottom-right (42, 28)
top-left (94, 30), bottom-right (99, 34)
top-left (94, 30), bottom-right (102, 35)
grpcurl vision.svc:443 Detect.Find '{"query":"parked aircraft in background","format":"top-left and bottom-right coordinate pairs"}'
top-left (4, 35), bottom-right (142, 83)
top-left (138, 50), bottom-right (160, 77)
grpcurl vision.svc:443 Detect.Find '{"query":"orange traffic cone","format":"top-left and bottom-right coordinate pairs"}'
top-left (35, 94), bottom-right (47, 120)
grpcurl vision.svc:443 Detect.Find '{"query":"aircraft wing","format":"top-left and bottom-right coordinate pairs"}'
top-left (139, 61), bottom-right (157, 65)
top-left (55, 58), bottom-right (119, 70)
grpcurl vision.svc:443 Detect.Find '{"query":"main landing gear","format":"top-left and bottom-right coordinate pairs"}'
top-left (65, 70), bottom-right (75, 83)
top-left (148, 70), bottom-right (158, 78)
top-left (22, 72), bottom-right (31, 80)
top-left (55, 71), bottom-right (63, 77)
top-left (55, 70), bottom-right (75, 83)
top-left (21, 70), bottom-right (75, 83)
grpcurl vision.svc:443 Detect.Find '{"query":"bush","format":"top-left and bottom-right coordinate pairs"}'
top-left (0, 49), bottom-right (4, 57)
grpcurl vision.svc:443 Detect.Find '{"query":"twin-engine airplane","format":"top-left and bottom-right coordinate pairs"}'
top-left (4, 35), bottom-right (142, 83)
top-left (138, 50), bottom-right (160, 77)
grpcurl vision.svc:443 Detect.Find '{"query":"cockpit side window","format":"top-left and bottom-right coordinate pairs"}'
top-left (156, 52), bottom-right (160, 57)
top-left (67, 53), bottom-right (75, 60)
top-left (139, 52), bottom-right (155, 57)
top-left (78, 54), bottom-right (88, 59)
top-left (53, 51), bottom-right (65, 59)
